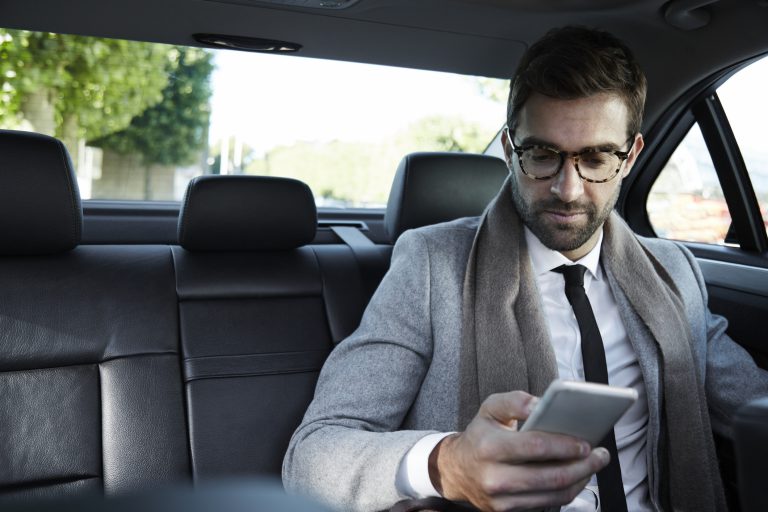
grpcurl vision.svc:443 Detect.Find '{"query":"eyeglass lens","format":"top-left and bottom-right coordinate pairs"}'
top-left (520, 147), bottom-right (622, 180)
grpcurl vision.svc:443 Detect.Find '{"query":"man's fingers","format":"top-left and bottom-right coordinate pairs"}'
top-left (444, 392), bottom-right (611, 510)
top-left (477, 448), bottom-right (609, 495)
top-left (486, 476), bottom-right (594, 511)
top-left (481, 391), bottom-right (538, 426)
top-left (480, 429), bottom-right (592, 463)
top-left (472, 391), bottom-right (593, 464)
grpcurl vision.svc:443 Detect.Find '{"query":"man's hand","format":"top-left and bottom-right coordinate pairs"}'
top-left (429, 391), bottom-right (610, 512)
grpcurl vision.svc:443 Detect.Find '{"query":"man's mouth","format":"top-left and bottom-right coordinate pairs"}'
top-left (544, 210), bottom-right (587, 223)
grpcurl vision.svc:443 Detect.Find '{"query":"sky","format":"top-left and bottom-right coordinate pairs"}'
top-left (207, 50), bottom-right (507, 154)
top-left (718, 55), bottom-right (768, 153)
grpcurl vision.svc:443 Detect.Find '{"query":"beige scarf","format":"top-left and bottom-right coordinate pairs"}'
top-left (458, 178), bottom-right (726, 511)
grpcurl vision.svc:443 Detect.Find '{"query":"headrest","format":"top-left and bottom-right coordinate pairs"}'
top-left (384, 152), bottom-right (508, 242)
top-left (0, 130), bottom-right (82, 255)
top-left (178, 175), bottom-right (317, 251)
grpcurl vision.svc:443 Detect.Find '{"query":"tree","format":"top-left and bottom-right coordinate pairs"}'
top-left (244, 115), bottom-right (498, 206)
top-left (398, 115), bottom-right (493, 153)
top-left (0, 32), bottom-right (24, 128)
top-left (0, 29), bottom-right (172, 161)
top-left (93, 47), bottom-right (213, 167)
top-left (474, 77), bottom-right (510, 105)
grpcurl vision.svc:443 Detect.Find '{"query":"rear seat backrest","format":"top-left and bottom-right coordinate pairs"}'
top-left (174, 176), bottom-right (350, 481)
top-left (0, 135), bottom-right (508, 503)
top-left (0, 130), bottom-right (189, 501)
top-left (384, 151), bottom-right (509, 242)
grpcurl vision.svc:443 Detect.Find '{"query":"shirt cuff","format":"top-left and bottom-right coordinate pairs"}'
top-left (562, 485), bottom-right (599, 511)
top-left (395, 432), bottom-right (455, 499)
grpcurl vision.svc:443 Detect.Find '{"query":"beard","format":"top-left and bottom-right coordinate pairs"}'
top-left (510, 181), bottom-right (620, 253)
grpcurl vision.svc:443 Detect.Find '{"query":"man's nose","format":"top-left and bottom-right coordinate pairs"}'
top-left (550, 157), bottom-right (584, 203)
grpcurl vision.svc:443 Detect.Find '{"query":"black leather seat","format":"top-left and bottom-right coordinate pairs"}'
top-left (0, 130), bottom-right (190, 501)
top-left (174, 175), bottom-right (368, 481)
top-left (0, 133), bottom-right (509, 505)
top-left (384, 152), bottom-right (508, 242)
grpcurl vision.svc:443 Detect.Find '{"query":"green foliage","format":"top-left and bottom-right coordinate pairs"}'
top-left (0, 29), bottom-right (171, 140)
top-left (0, 33), bottom-right (23, 126)
top-left (474, 77), bottom-right (510, 105)
top-left (244, 115), bottom-right (498, 206)
top-left (253, 140), bottom-right (393, 206)
top-left (94, 47), bottom-right (213, 166)
top-left (398, 115), bottom-right (493, 153)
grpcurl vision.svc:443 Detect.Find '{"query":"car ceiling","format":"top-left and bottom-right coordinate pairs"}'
top-left (1, 0), bottom-right (768, 132)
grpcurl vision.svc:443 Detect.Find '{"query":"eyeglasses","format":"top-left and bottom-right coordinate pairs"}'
top-left (503, 127), bottom-right (634, 183)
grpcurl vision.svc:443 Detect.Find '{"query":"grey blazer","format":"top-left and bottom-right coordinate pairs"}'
top-left (282, 217), bottom-right (768, 512)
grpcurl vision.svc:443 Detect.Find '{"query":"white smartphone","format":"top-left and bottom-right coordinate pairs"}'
top-left (519, 380), bottom-right (638, 446)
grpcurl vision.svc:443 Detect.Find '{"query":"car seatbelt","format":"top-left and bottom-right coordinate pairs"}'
top-left (330, 226), bottom-right (389, 302)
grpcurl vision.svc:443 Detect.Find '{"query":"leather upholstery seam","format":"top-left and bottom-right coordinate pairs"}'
top-left (0, 351), bottom-right (179, 374)
top-left (0, 474), bottom-right (100, 492)
top-left (183, 349), bottom-right (328, 361)
top-left (184, 366), bottom-right (323, 382)
top-left (56, 138), bottom-right (81, 247)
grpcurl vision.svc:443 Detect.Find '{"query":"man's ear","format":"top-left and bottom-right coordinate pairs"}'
top-left (501, 128), bottom-right (513, 166)
top-left (622, 133), bottom-right (645, 178)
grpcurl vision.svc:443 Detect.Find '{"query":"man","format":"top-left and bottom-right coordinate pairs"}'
top-left (283, 27), bottom-right (768, 512)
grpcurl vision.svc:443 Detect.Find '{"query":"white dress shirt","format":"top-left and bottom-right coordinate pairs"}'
top-left (396, 227), bottom-right (652, 511)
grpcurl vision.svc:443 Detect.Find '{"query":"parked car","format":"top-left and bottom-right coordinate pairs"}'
top-left (0, 0), bottom-right (767, 510)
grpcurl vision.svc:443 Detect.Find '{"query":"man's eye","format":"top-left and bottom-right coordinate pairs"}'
top-left (528, 149), bottom-right (558, 162)
top-left (581, 152), bottom-right (611, 167)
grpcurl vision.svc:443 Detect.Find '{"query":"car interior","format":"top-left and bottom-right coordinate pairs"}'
top-left (1, 0), bottom-right (768, 511)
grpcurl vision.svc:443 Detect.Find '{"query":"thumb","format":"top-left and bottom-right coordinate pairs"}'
top-left (480, 391), bottom-right (539, 428)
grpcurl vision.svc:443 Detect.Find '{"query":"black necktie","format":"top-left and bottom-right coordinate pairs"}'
top-left (553, 264), bottom-right (628, 512)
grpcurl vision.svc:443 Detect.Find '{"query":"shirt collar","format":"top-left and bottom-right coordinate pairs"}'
top-left (524, 226), bottom-right (603, 281)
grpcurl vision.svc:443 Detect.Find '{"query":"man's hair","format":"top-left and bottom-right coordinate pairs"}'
top-left (507, 26), bottom-right (647, 138)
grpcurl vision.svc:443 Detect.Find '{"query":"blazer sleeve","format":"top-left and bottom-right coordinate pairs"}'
top-left (282, 229), bottom-right (440, 512)
top-left (675, 243), bottom-right (768, 437)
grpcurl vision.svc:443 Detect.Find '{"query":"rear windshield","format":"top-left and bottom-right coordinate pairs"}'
top-left (0, 29), bottom-right (507, 208)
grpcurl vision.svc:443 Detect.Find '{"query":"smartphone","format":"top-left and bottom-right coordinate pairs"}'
top-left (519, 380), bottom-right (638, 446)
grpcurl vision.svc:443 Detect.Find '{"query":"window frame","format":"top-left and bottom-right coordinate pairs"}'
top-left (622, 52), bottom-right (768, 261)
top-left (692, 93), bottom-right (767, 253)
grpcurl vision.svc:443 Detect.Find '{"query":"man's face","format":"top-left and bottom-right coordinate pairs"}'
top-left (502, 92), bottom-right (644, 260)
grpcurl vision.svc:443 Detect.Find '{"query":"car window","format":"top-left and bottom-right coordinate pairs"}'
top-left (717, 56), bottom-right (768, 237)
top-left (0, 29), bottom-right (507, 207)
top-left (647, 123), bottom-right (732, 244)
top-left (647, 56), bottom-right (768, 246)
